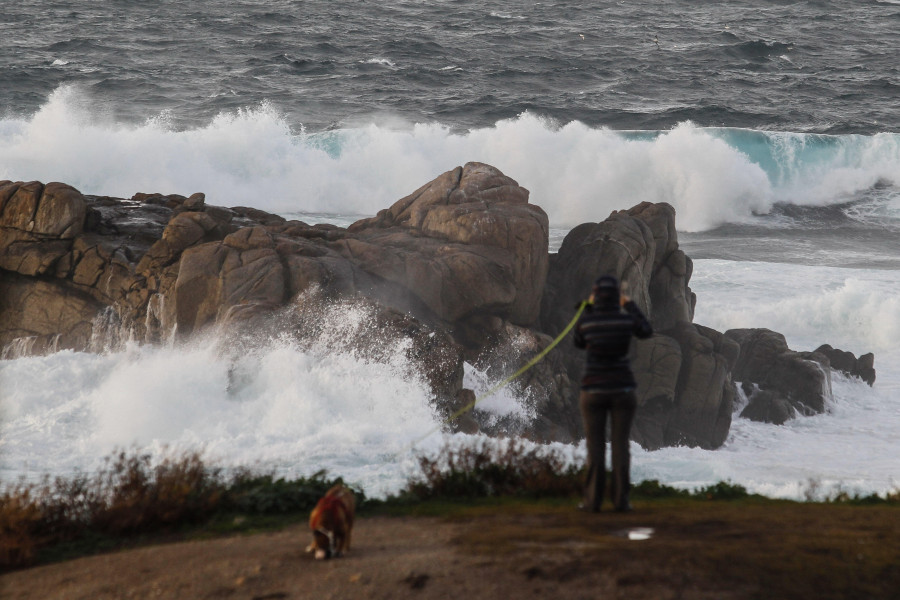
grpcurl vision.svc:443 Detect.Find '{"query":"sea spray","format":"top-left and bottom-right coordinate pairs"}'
top-left (2, 87), bottom-right (898, 232)
top-left (689, 260), bottom-right (900, 361)
top-left (463, 362), bottom-right (536, 432)
top-left (0, 299), bottom-right (444, 498)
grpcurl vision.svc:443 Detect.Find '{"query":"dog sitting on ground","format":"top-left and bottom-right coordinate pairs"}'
top-left (305, 484), bottom-right (356, 560)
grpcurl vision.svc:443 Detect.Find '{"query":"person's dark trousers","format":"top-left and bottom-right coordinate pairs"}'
top-left (579, 389), bottom-right (636, 512)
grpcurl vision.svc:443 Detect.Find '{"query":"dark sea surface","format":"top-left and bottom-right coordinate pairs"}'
top-left (3, 0), bottom-right (899, 134)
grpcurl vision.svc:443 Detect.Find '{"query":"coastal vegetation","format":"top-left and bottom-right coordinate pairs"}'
top-left (2, 443), bottom-right (898, 575)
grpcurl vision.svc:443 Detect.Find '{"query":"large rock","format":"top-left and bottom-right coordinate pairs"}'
top-left (628, 202), bottom-right (696, 331)
top-left (628, 324), bottom-right (736, 450)
top-left (0, 272), bottom-right (102, 355)
top-left (348, 162), bottom-right (549, 345)
top-left (0, 181), bottom-right (86, 238)
top-left (629, 334), bottom-right (682, 449)
top-left (738, 384), bottom-right (796, 425)
top-left (541, 212), bottom-right (655, 334)
top-left (0, 181), bottom-right (86, 276)
top-left (540, 201), bottom-right (733, 449)
top-left (664, 323), bottom-right (735, 448)
top-left (813, 344), bottom-right (876, 386)
top-left (0, 167), bottom-right (867, 449)
top-left (0, 167), bottom-right (547, 417)
top-left (159, 162), bottom-right (549, 343)
top-left (168, 227), bottom-right (286, 337)
top-left (724, 328), bottom-right (833, 421)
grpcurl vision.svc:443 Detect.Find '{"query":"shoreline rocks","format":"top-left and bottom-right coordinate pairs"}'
top-left (813, 344), bottom-right (876, 386)
top-left (0, 167), bottom-right (876, 448)
top-left (724, 328), bottom-right (833, 424)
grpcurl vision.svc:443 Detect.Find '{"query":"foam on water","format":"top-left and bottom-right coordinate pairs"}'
top-left (0, 336), bottom-right (447, 497)
top-left (635, 374), bottom-right (900, 500)
top-left (664, 258), bottom-right (900, 499)
top-left (690, 260), bottom-right (900, 360)
top-left (1, 87), bottom-right (899, 500)
top-left (2, 86), bottom-right (898, 232)
top-left (464, 362), bottom-right (535, 425)
top-left (2, 257), bottom-right (898, 500)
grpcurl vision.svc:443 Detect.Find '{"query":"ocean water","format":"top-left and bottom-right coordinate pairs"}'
top-left (1, 0), bottom-right (899, 500)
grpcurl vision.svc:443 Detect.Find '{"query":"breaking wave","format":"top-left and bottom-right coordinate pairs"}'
top-left (1, 85), bottom-right (897, 232)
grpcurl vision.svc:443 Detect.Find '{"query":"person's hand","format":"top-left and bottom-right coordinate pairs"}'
top-left (620, 294), bottom-right (630, 307)
top-left (588, 293), bottom-right (595, 305)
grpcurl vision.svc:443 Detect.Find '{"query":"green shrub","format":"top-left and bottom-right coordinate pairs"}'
top-left (694, 480), bottom-right (751, 500)
top-left (631, 479), bottom-right (691, 499)
top-left (397, 440), bottom-right (583, 501)
top-left (223, 469), bottom-right (364, 514)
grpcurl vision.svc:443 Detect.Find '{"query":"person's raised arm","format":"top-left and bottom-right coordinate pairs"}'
top-left (621, 295), bottom-right (653, 339)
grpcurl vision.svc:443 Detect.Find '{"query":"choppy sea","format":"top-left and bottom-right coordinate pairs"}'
top-left (1, 0), bottom-right (898, 499)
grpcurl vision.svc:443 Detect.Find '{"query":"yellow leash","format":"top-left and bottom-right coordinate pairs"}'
top-left (409, 300), bottom-right (590, 447)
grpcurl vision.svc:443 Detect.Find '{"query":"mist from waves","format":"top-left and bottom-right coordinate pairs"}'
top-left (666, 258), bottom-right (900, 500)
top-left (2, 258), bottom-right (898, 500)
top-left (0, 299), bottom-right (547, 498)
top-left (2, 86), bottom-right (898, 233)
top-left (1, 88), bottom-right (899, 500)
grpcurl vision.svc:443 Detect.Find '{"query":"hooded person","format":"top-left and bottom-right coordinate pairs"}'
top-left (574, 275), bottom-right (653, 512)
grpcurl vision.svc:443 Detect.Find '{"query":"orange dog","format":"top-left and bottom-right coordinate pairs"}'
top-left (306, 484), bottom-right (356, 560)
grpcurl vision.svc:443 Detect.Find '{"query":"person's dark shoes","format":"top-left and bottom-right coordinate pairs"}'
top-left (614, 500), bottom-right (633, 512)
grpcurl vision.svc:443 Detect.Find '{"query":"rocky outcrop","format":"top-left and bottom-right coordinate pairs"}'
top-left (813, 344), bottom-right (876, 386)
top-left (347, 162), bottom-right (549, 349)
top-left (724, 329), bottom-right (833, 423)
top-left (0, 165), bottom-right (547, 423)
top-left (0, 166), bottom-right (874, 448)
top-left (0, 181), bottom-right (86, 276)
top-left (737, 386), bottom-right (796, 425)
top-left (0, 273), bottom-right (102, 356)
top-left (541, 202), bottom-right (734, 450)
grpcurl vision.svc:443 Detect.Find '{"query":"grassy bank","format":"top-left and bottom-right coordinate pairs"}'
top-left (2, 441), bottom-right (899, 577)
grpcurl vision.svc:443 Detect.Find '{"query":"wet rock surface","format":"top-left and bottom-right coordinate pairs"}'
top-left (0, 166), bottom-right (874, 447)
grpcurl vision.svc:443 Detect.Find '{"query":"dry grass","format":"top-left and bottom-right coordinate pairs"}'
top-left (401, 439), bottom-right (583, 500)
top-left (3, 439), bottom-right (898, 591)
top-left (0, 450), bottom-right (226, 570)
top-left (0, 450), bottom-right (357, 571)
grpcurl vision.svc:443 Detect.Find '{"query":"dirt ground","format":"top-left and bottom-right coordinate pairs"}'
top-left (2, 501), bottom-right (898, 600)
top-left (0, 514), bottom-right (730, 600)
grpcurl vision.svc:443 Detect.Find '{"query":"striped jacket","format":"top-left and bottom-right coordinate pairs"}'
top-left (574, 300), bottom-right (653, 391)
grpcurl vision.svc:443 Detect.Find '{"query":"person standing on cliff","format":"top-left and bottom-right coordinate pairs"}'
top-left (574, 275), bottom-right (653, 513)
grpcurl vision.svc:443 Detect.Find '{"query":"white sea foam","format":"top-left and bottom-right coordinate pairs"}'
top-left (1, 87), bottom-right (899, 500)
top-left (634, 373), bottom-right (900, 500)
top-left (362, 57), bottom-right (396, 68)
top-left (0, 334), bottom-right (446, 497)
top-left (665, 258), bottom-right (900, 499)
top-left (2, 331), bottom-right (895, 500)
top-left (690, 259), bottom-right (900, 359)
top-left (464, 362), bottom-right (535, 424)
top-left (1, 86), bottom-right (897, 232)
top-left (489, 12), bottom-right (523, 20)
top-left (2, 256), bottom-right (898, 500)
